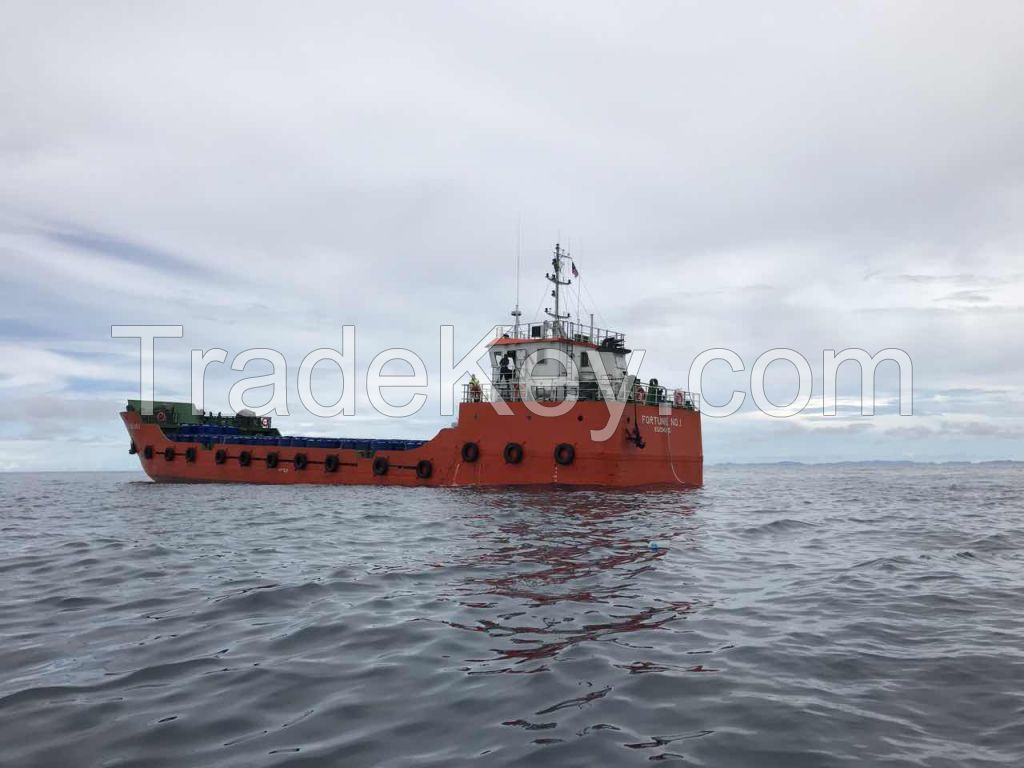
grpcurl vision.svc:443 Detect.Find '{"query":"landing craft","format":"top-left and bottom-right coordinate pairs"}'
top-left (122, 245), bottom-right (703, 486)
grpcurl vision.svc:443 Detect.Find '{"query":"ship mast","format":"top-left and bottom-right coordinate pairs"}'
top-left (544, 242), bottom-right (572, 334)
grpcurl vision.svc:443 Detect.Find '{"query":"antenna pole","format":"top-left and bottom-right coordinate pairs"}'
top-left (516, 220), bottom-right (521, 309)
top-left (510, 219), bottom-right (523, 334)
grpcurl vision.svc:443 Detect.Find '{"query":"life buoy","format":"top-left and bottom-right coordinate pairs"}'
top-left (266, 452), bottom-right (279, 469)
top-left (164, 446), bottom-right (176, 461)
top-left (239, 450), bottom-right (252, 467)
top-left (635, 386), bottom-right (645, 402)
top-left (143, 445), bottom-right (154, 460)
top-left (260, 417), bottom-right (270, 428)
top-left (325, 454), bottom-right (339, 473)
top-left (554, 443), bottom-right (575, 465)
top-left (461, 442), bottom-right (480, 463)
top-left (294, 453), bottom-right (308, 470)
top-left (503, 442), bottom-right (524, 464)
top-left (156, 410), bottom-right (167, 424)
top-left (372, 456), bottom-right (389, 476)
top-left (215, 449), bottom-right (227, 464)
top-left (185, 447), bottom-right (197, 463)
top-left (416, 459), bottom-right (433, 479)
top-left (674, 390), bottom-right (683, 407)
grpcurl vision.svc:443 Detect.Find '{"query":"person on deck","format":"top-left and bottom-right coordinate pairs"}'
top-left (499, 353), bottom-right (514, 398)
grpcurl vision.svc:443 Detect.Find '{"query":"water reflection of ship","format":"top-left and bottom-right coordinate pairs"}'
top-left (442, 489), bottom-right (701, 673)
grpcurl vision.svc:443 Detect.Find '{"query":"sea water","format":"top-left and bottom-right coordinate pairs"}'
top-left (0, 464), bottom-right (1021, 766)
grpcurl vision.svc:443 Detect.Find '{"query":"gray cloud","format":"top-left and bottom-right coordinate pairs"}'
top-left (0, 1), bottom-right (1022, 469)
top-left (44, 226), bottom-right (210, 276)
top-left (886, 420), bottom-right (1024, 441)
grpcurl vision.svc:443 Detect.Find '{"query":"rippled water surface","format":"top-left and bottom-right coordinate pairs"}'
top-left (1, 465), bottom-right (1023, 767)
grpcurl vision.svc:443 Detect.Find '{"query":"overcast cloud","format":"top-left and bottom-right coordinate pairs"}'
top-left (1, 1), bottom-right (1022, 470)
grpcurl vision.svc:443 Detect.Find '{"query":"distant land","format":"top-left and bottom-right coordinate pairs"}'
top-left (708, 460), bottom-right (1023, 468)
top-left (2, 460), bottom-right (1022, 474)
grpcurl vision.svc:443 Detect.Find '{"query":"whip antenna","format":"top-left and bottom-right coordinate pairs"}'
top-left (511, 217), bottom-right (523, 334)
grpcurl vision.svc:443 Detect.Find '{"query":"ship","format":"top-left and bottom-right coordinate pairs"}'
top-left (122, 245), bottom-right (703, 487)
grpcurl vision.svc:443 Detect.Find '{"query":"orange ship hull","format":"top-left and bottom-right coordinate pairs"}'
top-left (123, 401), bottom-right (702, 488)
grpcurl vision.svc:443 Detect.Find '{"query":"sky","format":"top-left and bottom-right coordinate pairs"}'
top-left (0, 1), bottom-right (1022, 470)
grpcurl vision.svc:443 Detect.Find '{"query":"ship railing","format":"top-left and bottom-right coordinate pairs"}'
top-left (496, 320), bottom-right (626, 346)
top-left (462, 379), bottom-right (700, 411)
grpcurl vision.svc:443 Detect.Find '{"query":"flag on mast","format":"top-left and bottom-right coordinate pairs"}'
top-left (571, 261), bottom-right (579, 278)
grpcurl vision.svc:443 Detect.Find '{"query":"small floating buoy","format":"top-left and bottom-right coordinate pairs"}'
top-left (648, 541), bottom-right (660, 551)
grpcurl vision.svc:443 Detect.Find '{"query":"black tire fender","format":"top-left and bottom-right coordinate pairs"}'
top-left (554, 443), bottom-right (575, 466)
top-left (503, 442), bottom-right (524, 465)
